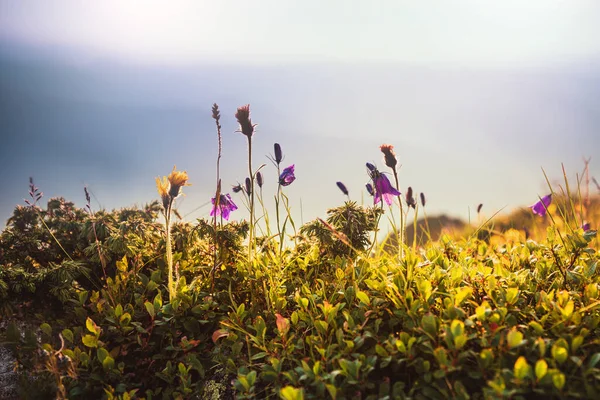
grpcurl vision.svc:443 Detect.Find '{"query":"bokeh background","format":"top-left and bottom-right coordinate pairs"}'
top-left (1, 0), bottom-right (599, 227)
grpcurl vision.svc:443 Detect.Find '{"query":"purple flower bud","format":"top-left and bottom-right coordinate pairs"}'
top-left (420, 192), bottom-right (426, 207)
top-left (336, 181), bottom-right (349, 196)
top-left (279, 165), bottom-right (296, 186)
top-left (406, 186), bottom-right (416, 208)
top-left (582, 222), bottom-right (591, 232)
top-left (366, 183), bottom-right (374, 196)
top-left (477, 203), bottom-right (483, 214)
top-left (274, 143), bottom-right (283, 164)
top-left (232, 184), bottom-right (243, 193)
top-left (530, 194), bottom-right (552, 216)
top-left (256, 171), bottom-right (263, 188)
top-left (366, 163), bottom-right (376, 172)
top-left (245, 177), bottom-right (252, 195)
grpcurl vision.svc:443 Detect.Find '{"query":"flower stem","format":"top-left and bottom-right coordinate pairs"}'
top-left (392, 169), bottom-right (404, 259)
top-left (247, 136), bottom-right (255, 262)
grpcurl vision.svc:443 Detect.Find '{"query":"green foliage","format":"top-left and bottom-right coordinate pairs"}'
top-left (1, 187), bottom-right (600, 399)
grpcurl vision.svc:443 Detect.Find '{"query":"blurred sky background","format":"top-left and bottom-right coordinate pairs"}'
top-left (1, 0), bottom-right (600, 228)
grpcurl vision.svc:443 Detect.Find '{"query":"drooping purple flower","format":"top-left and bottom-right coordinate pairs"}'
top-left (373, 172), bottom-right (401, 206)
top-left (336, 181), bottom-right (349, 196)
top-left (366, 183), bottom-right (374, 196)
top-left (232, 184), bottom-right (243, 193)
top-left (530, 194), bottom-right (552, 216)
top-left (210, 193), bottom-right (238, 220)
top-left (279, 165), bottom-right (296, 186)
top-left (582, 222), bottom-right (591, 232)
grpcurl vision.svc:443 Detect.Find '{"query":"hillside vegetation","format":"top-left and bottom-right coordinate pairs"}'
top-left (1, 105), bottom-right (599, 400)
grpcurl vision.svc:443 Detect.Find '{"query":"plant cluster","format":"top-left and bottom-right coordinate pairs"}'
top-left (1, 105), bottom-right (599, 399)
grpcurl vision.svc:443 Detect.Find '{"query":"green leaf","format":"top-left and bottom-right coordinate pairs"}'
top-left (102, 356), bottom-right (115, 371)
top-left (507, 329), bottom-right (524, 349)
top-left (528, 321), bottom-right (544, 335)
top-left (144, 301), bottom-right (155, 319)
top-left (82, 334), bottom-right (98, 348)
top-left (505, 288), bottom-right (519, 305)
top-left (356, 291), bottom-right (370, 306)
top-left (40, 323), bottom-right (52, 336)
top-left (280, 386), bottom-right (304, 400)
top-left (421, 314), bottom-right (438, 338)
top-left (450, 320), bottom-right (464, 337)
top-left (114, 304), bottom-right (123, 318)
top-left (61, 329), bottom-right (74, 343)
top-left (97, 347), bottom-right (109, 363)
top-left (552, 372), bottom-right (565, 390)
top-left (587, 352), bottom-right (600, 369)
top-left (454, 287), bottom-right (472, 306)
top-left (535, 359), bottom-right (547, 380)
top-left (552, 340), bottom-right (569, 364)
top-left (514, 356), bottom-right (530, 380)
top-left (86, 317), bottom-right (100, 335)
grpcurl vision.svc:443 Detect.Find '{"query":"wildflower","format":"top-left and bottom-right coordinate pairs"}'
top-left (372, 171), bottom-right (401, 206)
top-left (420, 192), bottom-right (426, 207)
top-left (210, 194), bottom-right (238, 221)
top-left (156, 176), bottom-right (171, 210)
top-left (245, 177), bottom-right (252, 195)
top-left (582, 222), bottom-right (591, 231)
top-left (235, 104), bottom-right (256, 137)
top-left (232, 184), bottom-right (243, 193)
top-left (336, 181), bottom-right (349, 196)
top-left (477, 203), bottom-right (483, 214)
top-left (530, 194), bottom-right (552, 216)
top-left (274, 143), bottom-right (283, 164)
top-left (366, 183), bottom-right (374, 196)
top-left (279, 165), bottom-right (296, 186)
top-left (406, 186), bottom-right (416, 208)
top-left (380, 144), bottom-right (397, 170)
top-left (256, 171), bottom-right (264, 188)
top-left (367, 163), bottom-right (400, 206)
top-left (167, 166), bottom-right (190, 198)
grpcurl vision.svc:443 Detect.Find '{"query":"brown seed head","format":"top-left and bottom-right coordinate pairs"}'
top-left (379, 144), bottom-right (397, 170)
top-left (156, 176), bottom-right (171, 210)
top-left (167, 166), bottom-right (190, 198)
top-left (235, 104), bottom-right (256, 137)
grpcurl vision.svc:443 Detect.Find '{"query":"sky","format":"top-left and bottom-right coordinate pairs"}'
top-left (1, 0), bottom-right (600, 229)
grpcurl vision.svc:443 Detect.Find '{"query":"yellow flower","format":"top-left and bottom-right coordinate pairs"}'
top-left (156, 176), bottom-right (170, 210)
top-left (167, 165), bottom-right (190, 198)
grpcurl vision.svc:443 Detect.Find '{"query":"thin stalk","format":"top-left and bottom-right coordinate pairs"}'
top-left (392, 169), bottom-right (404, 259)
top-left (247, 136), bottom-right (255, 262)
top-left (165, 199), bottom-right (175, 301)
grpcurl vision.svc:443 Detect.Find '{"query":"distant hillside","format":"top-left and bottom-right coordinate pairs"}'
top-left (384, 193), bottom-right (600, 250)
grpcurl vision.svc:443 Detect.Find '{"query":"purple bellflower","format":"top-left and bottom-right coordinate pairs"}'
top-left (530, 194), bottom-right (552, 216)
top-left (279, 165), bottom-right (296, 186)
top-left (210, 193), bottom-right (238, 220)
top-left (367, 163), bottom-right (400, 206)
top-left (373, 172), bottom-right (401, 206)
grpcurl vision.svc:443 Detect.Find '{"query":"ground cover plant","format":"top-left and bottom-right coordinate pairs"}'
top-left (1, 104), bottom-right (599, 399)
